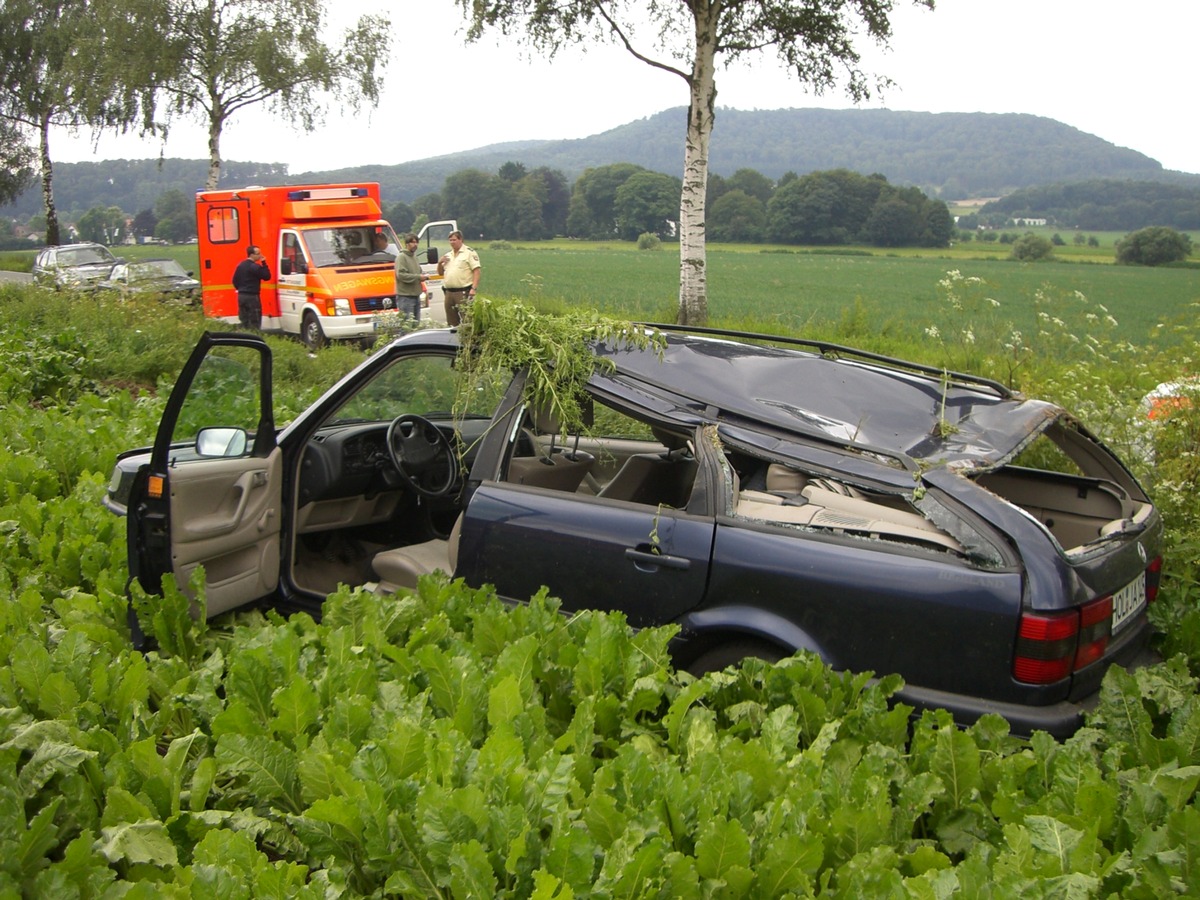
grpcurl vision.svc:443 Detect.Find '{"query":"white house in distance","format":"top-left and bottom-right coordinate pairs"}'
top-left (1013, 217), bottom-right (1047, 227)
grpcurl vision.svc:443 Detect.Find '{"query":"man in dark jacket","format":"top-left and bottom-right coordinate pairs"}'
top-left (232, 245), bottom-right (271, 329)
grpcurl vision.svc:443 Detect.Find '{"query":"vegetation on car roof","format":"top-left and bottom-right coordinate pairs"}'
top-left (455, 297), bottom-right (664, 436)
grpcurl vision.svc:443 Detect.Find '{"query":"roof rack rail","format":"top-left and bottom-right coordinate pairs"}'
top-left (638, 323), bottom-right (1015, 400)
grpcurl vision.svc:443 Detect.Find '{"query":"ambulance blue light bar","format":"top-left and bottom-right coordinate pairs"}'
top-left (286, 187), bottom-right (369, 201)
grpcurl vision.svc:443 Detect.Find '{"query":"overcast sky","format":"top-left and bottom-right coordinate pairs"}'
top-left (49, 0), bottom-right (1197, 180)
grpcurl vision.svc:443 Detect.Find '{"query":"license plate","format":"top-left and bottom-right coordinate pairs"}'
top-left (1112, 573), bottom-right (1147, 634)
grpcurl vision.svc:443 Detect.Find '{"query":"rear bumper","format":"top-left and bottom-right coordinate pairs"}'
top-left (898, 641), bottom-right (1162, 740)
top-left (897, 683), bottom-right (1086, 740)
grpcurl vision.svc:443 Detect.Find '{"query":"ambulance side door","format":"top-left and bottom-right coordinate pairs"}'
top-left (277, 230), bottom-right (310, 333)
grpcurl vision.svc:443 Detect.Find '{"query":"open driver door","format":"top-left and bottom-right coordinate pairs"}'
top-left (125, 332), bottom-right (281, 623)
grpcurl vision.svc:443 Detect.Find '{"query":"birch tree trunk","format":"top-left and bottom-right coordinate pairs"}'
top-left (206, 105), bottom-right (224, 190)
top-left (677, 3), bottom-right (719, 326)
top-left (38, 112), bottom-right (59, 246)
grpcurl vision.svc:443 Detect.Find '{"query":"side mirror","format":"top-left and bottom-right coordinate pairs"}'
top-left (280, 259), bottom-right (292, 276)
top-left (425, 247), bottom-right (438, 265)
top-left (195, 427), bottom-right (249, 458)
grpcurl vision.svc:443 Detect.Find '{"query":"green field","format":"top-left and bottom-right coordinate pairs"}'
top-left (477, 246), bottom-right (1200, 347)
top-left (6, 240), bottom-right (1197, 353)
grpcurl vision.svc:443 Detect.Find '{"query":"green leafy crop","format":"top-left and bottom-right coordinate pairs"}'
top-left (3, 282), bottom-right (1200, 895)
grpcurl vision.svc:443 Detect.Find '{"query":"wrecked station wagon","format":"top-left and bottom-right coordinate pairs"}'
top-left (105, 325), bottom-right (1163, 738)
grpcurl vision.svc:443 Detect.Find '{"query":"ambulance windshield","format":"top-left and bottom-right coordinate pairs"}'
top-left (303, 226), bottom-right (398, 266)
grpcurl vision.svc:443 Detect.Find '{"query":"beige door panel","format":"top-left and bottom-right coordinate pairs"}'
top-left (170, 448), bottom-right (283, 616)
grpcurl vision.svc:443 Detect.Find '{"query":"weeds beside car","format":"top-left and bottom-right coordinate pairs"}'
top-left (2, 276), bottom-right (1200, 894)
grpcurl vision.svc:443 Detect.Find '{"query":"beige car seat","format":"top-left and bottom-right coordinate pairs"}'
top-left (597, 427), bottom-right (697, 508)
top-left (506, 400), bottom-right (595, 492)
top-left (372, 514), bottom-right (463, 592)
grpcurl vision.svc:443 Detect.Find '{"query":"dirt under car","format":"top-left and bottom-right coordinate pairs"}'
top-left (105, 325), bottom-right (1163, 739)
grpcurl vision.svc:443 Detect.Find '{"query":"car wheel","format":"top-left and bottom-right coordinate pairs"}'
top-left (302, 313), bottom-right (326, 350)
top-left (684, 638), bottom-right (786, 677)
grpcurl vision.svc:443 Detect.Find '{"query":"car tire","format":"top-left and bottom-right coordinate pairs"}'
top-left (684, 638), bottom-right (786, 677)
top-left (302, 313), bottom-right (326, 350)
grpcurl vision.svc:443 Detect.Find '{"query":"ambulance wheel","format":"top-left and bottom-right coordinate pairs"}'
top-left (302, 313), bottom-right (326, 350)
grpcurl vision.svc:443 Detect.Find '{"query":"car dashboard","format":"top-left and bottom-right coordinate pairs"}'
top-left (295, 416), bottom-right (497, 532)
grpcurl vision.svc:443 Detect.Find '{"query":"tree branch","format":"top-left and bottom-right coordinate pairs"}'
top-left (595, 4), bottom-right (690, 84)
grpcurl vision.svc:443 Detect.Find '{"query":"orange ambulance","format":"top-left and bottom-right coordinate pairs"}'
top-left (196, 183), bottom-right (399, 348)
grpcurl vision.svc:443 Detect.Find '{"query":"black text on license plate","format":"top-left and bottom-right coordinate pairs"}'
top-left (1112, 573), bottom-right (1147, 634)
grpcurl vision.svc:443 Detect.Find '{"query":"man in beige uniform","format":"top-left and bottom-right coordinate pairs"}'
top-left (437, 230), bottom-right (481, 326)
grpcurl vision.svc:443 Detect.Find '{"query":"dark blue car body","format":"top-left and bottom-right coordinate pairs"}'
top-left (106, 326), bottom-right (1163, 738)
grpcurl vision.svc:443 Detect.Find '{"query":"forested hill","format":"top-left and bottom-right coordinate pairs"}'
top-left (300, 108), bottom-right (1198, 202)
top-left (4, 108), bottom-right (1197, 218)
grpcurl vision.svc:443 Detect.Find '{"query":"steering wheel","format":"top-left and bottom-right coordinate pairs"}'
top-left (385, 414), bottom-right (459, 497)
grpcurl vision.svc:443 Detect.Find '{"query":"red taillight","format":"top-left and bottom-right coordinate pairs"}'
top-left (1074, 596), bottom-right (1113, 669)
top-left (1147, 556), bottom-right (1163, 603)
top-left (1014, 611), bottom-right (1078, 683)
top-left (1014, 596), bottom-right (1112, 684)
top-left (1014, 560), bottom-right (1160, 685)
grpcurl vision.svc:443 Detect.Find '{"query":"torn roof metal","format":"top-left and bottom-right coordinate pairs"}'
top-left (597, 330), bottom-right (1064, 470)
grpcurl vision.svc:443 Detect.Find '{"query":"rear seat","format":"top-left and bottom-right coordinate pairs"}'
top-left (597, 428), bottom-right (697, 508)
top-left (765, 462), bottom-right (864, 497)
top-left (506, 400), bottom-right (596, 493)
top-left (738, 468), bottom-right (962, 552)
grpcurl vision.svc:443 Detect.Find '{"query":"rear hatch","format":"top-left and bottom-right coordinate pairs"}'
top-left (948, 418), bottom-right (1163, 699)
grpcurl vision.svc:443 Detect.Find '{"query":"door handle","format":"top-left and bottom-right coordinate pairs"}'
top-left (625, 548), bottom-right (691, 571)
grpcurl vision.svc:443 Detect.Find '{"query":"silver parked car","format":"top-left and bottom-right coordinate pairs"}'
top-left (32, 242), bottom-right (120, 291)
top-left (98, 258), bottom-right (200, 301)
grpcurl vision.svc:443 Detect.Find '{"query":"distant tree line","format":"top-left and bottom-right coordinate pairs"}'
top-left (980, 180), bottom-right (1200, 231)
top-left (389, 162), bottom-right (954, 249)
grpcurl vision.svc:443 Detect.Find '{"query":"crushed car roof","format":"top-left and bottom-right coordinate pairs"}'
top-left (595, 330), bottom-right (1063, 471)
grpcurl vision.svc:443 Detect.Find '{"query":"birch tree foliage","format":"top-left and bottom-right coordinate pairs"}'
top-left (0, 122), bottom-right (36, 208)
top-left (140, 0), bottom-right (392, 189)
top-left (0, 0), bottom-right (158, 244)
top-left (460, 0), bottom-right (934, 325)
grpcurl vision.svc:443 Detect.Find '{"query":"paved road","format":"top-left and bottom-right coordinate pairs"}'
top-left (0, 269), bottom-right (457, 329)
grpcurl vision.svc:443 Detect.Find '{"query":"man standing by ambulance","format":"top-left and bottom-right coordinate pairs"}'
top-left (395, 233), bottom-right (423, 322)
top-left (232, 245), bottom-right (271, 330)
top-left (437, 230), bottom-right (480, 327)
